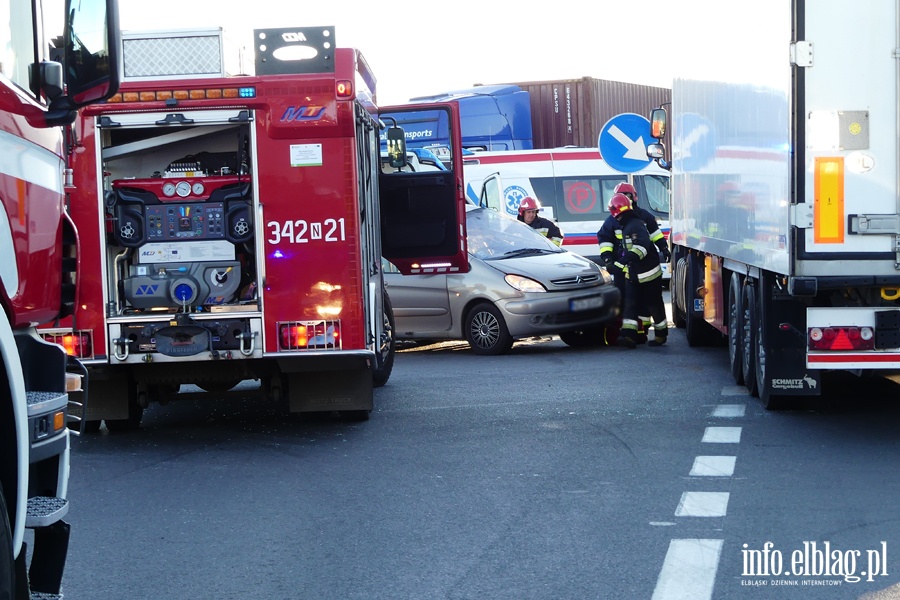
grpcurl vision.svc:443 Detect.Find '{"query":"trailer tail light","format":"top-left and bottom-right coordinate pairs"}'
top-left (808, 326), bottom-right (874, 350)
top-left (278, 320), bottom-right (341, 350)
top-left (41, 331), bottom-right (94, 359)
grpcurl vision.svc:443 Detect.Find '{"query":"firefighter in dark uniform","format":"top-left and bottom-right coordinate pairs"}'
top-left (517, 196), bottom-right (564, 246)
top-left (605, 193), bottom-right (668, 348)
top-left (597, 182), bottom-right (670, 343)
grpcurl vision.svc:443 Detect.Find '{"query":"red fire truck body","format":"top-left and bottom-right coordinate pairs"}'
top-left (52, 28), bottom-right (467, 429)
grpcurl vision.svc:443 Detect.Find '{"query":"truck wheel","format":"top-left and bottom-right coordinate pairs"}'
top-left (373, 292), bottom-right (395, 387)
top-left (0, 480), bottom-right (15, 600)
top-left (727, 274), bottom-right (744, 385)
top-left (464, 303), bottom-right (513, 355)
top-left (741, 282), bottom-right (759, 397)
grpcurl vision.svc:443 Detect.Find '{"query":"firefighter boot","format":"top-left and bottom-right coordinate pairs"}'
top-left (617, 326), bottom-right (638, 349)
top-left (648, 322), bottom-right (668, 347)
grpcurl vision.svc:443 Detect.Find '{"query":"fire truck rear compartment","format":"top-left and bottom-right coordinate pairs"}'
top-left (90, 115), bottom-right (375, 422)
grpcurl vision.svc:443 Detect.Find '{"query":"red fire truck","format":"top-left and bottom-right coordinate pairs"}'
top-left (43, 27), bottom-right (467, 430)
top-left (1, 0), bottom-right (120, 595)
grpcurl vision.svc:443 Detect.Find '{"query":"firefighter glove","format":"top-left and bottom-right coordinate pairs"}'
top-left (657, 242), bottom-right (671, 263)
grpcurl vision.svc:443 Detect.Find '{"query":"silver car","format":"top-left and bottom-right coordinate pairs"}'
top-left (384, 206), bottom-right (621, 355)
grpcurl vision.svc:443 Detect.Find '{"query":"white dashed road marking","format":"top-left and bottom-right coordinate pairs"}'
top-left (675, 491), bottom-right (730, 517)
top-left (702, 426), bottom-right (742, 443)
top-left (690, 455), bottom-right (737, 477)
top-left (711, 404), bottom-right (745, 417)
top-left (651, 539), bottom-right (724, 600)
top-left (652, 402), bottom-right (746, 599)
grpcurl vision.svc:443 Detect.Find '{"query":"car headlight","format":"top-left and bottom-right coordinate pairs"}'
top-left (599, 267), bottom-right (613, 285)
top-left (504, 274), bottom-right (546, 292)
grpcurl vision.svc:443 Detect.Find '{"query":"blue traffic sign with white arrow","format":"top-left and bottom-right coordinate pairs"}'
top-left (598, 113), bottom-right (652, 174)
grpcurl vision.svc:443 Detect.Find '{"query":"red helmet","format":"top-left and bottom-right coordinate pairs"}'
top-left (518, 196), bottom-right (541, 215)
top-left (613, 182), bottom-right (638, 205)
top-left (608, 193), bottom-right (633, 218)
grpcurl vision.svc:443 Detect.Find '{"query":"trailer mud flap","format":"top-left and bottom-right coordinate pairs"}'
top-left (765, 347), bottom-right (821, 395)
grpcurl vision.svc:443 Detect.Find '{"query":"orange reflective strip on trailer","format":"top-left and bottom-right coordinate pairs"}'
top-left (813, 157), bottom-right (844, 244)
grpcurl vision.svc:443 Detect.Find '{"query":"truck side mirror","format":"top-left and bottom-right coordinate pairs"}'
top-left (386, 126), bottom-right (407, 169)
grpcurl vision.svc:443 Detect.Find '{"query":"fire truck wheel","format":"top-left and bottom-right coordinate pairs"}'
top-left (373, 292), bottom-right (396, 388)
top-left (82, 420), bottom-right (102, 434)
top-left (0, 480), bottom-right (15, 599)
top-left (197, 381), bottom-right (241, 394)
top-left (338, 410), bottom-right (371, 422)
top-left (741, 282), bottom-right (759, 397)
top-left (728, 274), bottom-right (744, 385)
top-left (465, 303), bottom-right (513, 356)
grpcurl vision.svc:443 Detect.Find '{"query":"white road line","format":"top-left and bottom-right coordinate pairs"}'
top-left (702, 426), bottom-right (742, 443)
top-left (651, 539), bottom-right (724, 600)
top-left (711, 403), bottom-right (746, 417)
top-left (690, 455), bottom-right (736, 477)
top-left (675, 491), bottom-right (730, 517)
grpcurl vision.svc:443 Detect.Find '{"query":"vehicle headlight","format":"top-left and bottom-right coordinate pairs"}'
top-left (504, 274), bottom-right (546, 292)
top-left (599, 267), bottom-right (613, 285)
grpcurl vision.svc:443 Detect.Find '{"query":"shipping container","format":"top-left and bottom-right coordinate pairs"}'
top-left (494, 77), bottom-right (670, 149)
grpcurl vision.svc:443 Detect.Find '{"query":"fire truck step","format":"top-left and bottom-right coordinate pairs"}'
top-left (31, 593), bottom-right (63, 600)
top-left (25, 496), bottom-right (69, 528)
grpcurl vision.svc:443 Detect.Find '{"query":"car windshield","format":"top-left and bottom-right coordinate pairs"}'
top-left (466, 208), bottom-right (564, 260)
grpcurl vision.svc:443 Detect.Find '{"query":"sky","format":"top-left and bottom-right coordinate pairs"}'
top-left (117, 1), bottom-right (787, 105)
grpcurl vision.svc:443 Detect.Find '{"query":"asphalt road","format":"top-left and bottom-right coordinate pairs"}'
top-left (54, 321), bottom-right (900, 600)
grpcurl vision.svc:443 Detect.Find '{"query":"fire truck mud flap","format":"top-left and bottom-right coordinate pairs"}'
top-left (281, 358), bottom-right (374, 415)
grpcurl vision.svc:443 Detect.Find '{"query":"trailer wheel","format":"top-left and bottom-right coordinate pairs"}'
top-left (671, 256), bottom-right (687, 329)
top-left (741, 282), bottom-right (759, 397)
top-left (727, 274), bottom-right (744, 385)
top-left (0, 480), bottom-right (15, 600)
top-left (464, 303), bottom-right (513, 355)
top-left (373, 292), bottom-right (396, 387)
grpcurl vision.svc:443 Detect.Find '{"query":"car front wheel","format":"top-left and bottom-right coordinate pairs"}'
top-left (464, 302), bottom-right (513, 355)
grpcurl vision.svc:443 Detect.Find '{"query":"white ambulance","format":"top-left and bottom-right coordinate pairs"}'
top-left (463, 147), bottom-right (671, 275)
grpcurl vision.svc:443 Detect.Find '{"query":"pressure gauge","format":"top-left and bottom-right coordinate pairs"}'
top-left (192, 182), bottom-right (205, 196)
top-left (175, 181), bottom-right (191, 197)
top-left (162, 182), bottom-right (176, 197)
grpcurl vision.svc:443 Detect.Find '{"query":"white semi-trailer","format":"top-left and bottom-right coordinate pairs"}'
top-left (648, 0), bottom-right (900, 408)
